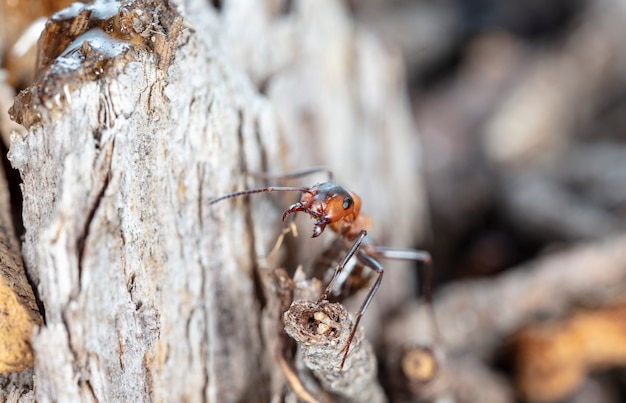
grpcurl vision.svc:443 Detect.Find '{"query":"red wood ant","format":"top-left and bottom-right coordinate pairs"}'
top-left (209, 167), bottom-right (434, 369)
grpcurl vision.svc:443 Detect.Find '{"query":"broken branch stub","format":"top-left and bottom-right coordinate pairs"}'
top-left (283, 300), bottom-right (386, 403)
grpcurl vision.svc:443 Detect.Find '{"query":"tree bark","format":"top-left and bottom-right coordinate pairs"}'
top-left (0, 153), bottom-right (41, 402)
top-left (5, 0), bottom-right (424, 401)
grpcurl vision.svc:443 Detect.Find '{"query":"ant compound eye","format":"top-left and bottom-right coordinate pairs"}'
top-left (343, 196), bottom-right (353, 210)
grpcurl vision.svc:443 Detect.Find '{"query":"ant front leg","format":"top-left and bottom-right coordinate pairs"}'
top-left (249, 167), bottom-right (333, 257)
top-left (318, 230), bottom-right (367, 303)
top-left (316, 230), bottom-right (382, 369)
top-left (338, 250), bottom-right (384, 369)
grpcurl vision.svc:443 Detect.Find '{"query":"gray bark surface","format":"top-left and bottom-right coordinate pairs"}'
top-left (5, 0), bottom-right (424, 401)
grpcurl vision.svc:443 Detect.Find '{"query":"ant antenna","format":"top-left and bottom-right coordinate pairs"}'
top-left (208, 186), bottom-right (313, 205)
top-left (248, 167), bottom-right (334, 183)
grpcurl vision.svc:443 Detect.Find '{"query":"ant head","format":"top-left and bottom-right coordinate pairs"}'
top-left (282, 182), bottom-right (361, 238)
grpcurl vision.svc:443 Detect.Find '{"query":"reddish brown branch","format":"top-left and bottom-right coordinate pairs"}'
top-left (514, 302), bottom-right (626, 402)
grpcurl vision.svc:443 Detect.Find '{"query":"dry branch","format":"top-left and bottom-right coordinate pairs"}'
top-left (501, 172), bottom-right (624, 242)
top-left (437, 235), bottom-right (626, 355)
top-left (284, 300), bottom-right (386, 403)
top-left (514, 302), bottom-right (626, 403)
top-left (382, 234), bottom-right (626, 401)
top-left (386, 355), bottom-right (514, 403)
top-left (483, 0), bottom-right (626, 167)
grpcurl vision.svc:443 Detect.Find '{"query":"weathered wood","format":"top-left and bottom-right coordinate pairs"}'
top-left (6, 0), bottom-right (423, 401)
top-left (284, 300), bottom-right (385, 403)
top-left (0, 147), bottom-right (41, 401)
top-left (9, 0), bottom-right (283, 400)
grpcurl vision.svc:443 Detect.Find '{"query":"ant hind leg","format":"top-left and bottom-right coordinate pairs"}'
top-left (368, 247), bottom-right (433, 303)
top-left (371, 246), bottom-right (440, 343)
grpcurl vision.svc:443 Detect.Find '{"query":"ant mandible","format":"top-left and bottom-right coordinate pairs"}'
top-left (209, 167), bottom-right (433, 369)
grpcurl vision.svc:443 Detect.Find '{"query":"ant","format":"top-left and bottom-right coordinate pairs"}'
top-left (209, 167), bottom-right (434, 369)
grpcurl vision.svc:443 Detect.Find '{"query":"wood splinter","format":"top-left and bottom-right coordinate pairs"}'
top-left (283, 300), bottom-right (386, 403)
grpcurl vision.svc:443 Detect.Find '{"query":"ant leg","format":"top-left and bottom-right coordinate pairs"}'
top-left (338, 250), bottom-right (384, 369)
top-left (248, 166), bottom-right (334, 182)
top-left (318, 230), bottom-right (367, 303)
top-left (369, 246), bottom-right (440, 340)
top-left (368, 247), bottom-right (433, 303)
top-left (315, 230), bottom-right (370, 369)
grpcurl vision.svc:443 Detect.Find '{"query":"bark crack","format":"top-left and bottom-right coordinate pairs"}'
top-left (76, 141), bottom-right (114, 293)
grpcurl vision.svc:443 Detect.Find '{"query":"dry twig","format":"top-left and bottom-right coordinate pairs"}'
top-left (284, 300), bottom-right (386, 403)
top-left (383, 235), bottom-right (626, 401)
top-left (436, 235), bottom-right (626, 355)
top-left (514, 302), bottom-right (626, 403)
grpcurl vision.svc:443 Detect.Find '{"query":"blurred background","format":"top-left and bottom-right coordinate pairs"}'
top-left (354, 0), bottom-right (625, 284)
top-left (2, 0), bottom-right (626, 402)
top-left (351, 1), bottom-right (626, 402)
